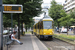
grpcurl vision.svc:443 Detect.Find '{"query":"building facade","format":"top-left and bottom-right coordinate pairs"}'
top-left (64, 0), bottom-right (75, 13)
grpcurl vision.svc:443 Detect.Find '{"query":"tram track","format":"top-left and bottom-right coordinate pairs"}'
top-left (41, 37), bottom-right (75, 50)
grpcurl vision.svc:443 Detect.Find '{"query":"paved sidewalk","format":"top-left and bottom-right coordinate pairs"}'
top-left (10, 34), bottom-right (48, 50)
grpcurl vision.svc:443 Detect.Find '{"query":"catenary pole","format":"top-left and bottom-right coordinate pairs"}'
top-left (0, 0), bottom-right (3, 50)
top-left (16, 0), bottom-right (20, 39)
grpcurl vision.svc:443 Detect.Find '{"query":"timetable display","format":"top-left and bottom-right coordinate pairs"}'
top-left (4, 6), bottom-right (21, 11)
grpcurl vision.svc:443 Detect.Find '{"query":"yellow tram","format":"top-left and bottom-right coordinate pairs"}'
top-left (33, 15), bottom-right (54, 39)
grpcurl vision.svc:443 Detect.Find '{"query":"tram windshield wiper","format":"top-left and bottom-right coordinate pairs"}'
top-left (47, 26), bottom-right (51, 30)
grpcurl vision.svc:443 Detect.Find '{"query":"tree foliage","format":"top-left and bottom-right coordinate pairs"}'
top-left (58, 9), bottom-right (75, 26)
top-left (48, 0), bottom-right (63, 26)
top-left (3, 0), bottom-right (43, 27)
top-left (69, 9), bottom-right (75, 25)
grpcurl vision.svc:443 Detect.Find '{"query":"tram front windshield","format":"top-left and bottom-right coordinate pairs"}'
top-left (43, 21), bottom-right (52, 29)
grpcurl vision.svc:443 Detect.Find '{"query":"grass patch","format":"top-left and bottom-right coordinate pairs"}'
top-left (53, 34), bottom-right (75, 45)
top-left (54, 34), bottom-right (75, 40)
top-left (48, 48), bottom-right (50, 50)
top-left (25, 31), bottom-right (31, 34)
top-left (54, 35), bottom-right (75, 44)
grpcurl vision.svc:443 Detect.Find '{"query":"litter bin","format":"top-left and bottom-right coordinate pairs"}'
top-left (31, 30), bottom-right (33, 34)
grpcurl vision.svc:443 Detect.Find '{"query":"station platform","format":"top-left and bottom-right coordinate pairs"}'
top-left (10, 33), bottom-right (48, 50)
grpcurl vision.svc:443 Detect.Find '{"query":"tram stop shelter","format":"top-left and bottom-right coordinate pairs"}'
top-left (70, 26), bottom-right (75, 34)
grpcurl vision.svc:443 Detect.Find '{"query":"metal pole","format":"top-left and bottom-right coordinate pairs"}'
top-left (0, 0), bottom-right (3, 50)
top-left (44, 12), bottom-right (46, 17)
top-left (7, 45), bottom-right (8, 50)
top-left (11, 13), bottom-right (13, 33)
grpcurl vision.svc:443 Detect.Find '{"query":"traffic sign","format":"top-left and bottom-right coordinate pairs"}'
top-left (3, 4), bottom-right (23, 13)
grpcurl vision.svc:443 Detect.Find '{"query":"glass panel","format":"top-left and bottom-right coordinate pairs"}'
top-left (43, 21), bottom-right (52, 29)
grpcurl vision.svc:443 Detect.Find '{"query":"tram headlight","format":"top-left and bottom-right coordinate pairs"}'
top-left (52, 31), bottom-right (54, 34)
top-left (50, 33), bottom-right (52, 34)
top-left (44, 33), bottom-right (46, 34)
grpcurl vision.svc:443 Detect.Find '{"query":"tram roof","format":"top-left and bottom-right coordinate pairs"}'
top-left (40, 15), bottom-right (53, 21)
top-left (33, 15), bottom-right (53, 26)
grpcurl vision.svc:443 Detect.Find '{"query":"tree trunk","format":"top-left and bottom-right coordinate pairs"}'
top-left (58, 22), bottom-right (60, 34)
top-left (21, 22), bottom-right (23, 35)
top-left (26, 26), bottom-right (27, 32)
top-left (67, 24), bottom-right (68, 35)
top-left (18, 14), bottom-right (20, 39)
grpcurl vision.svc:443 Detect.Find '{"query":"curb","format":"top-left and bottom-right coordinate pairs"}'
top-left (31, 34), bottom-right (48, 50)
top-left (31, 34), bottom-right (39, 50)
top-left (53, 36), bottom-right (75, 45)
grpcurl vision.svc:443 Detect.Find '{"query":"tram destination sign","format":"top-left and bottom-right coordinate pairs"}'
top-left (3, 4), bottom-right (23, 13)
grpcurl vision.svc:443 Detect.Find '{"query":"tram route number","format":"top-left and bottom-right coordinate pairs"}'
top-left (4, 6), bottom-right (21, 11)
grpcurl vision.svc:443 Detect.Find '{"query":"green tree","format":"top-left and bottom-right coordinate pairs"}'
top-left (48, 0), bottom-right (63, 29)
top-left (69, 9), bottom-right (75, 25)
top-left (3, 0), bottom-right (17, 4)
top-left (3, 0), bottom-right (43, 28)
top-left (58, 10), bottom-right (67, 26)
top-left (18, 0), bottom-right (42, 33)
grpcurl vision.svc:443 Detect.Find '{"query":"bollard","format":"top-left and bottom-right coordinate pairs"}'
top-left (32, 31), bottom-right (33, 34)
top-left (23, 31), bottom-right (25, 35)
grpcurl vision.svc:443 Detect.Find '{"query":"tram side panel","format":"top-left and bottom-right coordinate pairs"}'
top-left (37, 23), bottom-right (39, 36)
top-left (33, 25), bottom-right (35, 35)
top-left (36, 24), bottom-right (38, 36)
top-left (39, 21), bottom-right (43, 39)
top-left (35, 25), bottom-right (37, 35)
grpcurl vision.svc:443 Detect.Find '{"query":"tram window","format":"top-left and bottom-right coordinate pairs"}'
top-left (35, 28), bottom-right (36, 29)
top-left (40, 25), bottom-right (41, 29)
top-left (43, 21), bottom-right (52, 29)
top-left (37, 25), bottom-right (38, 29)
top-left (38, 24), bottom-right (39, 29)
top-left (34, 26), bottom-right (35, 29)
top-left (39, 23), bottom-right (41, 29)
top-left (35, 26), bottom-right (36, 29)
top-left (42, 22), bottom-right (43, 29)
top-left (40, 24), bottom-right (42, 29)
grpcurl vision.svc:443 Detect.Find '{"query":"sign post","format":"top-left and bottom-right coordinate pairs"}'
top-left (3, 4), bottom-right (23, 39)
top-left (0, 0), bottom-right (3, 50)
top-left (0, 4), bottom-right (23, 50)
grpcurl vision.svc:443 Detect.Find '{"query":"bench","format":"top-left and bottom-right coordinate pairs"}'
top-left (6, 40), bottom-right (14, 50)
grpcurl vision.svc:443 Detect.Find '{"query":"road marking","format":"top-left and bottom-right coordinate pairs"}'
top-left (31, 34), bottom-right (39, 50)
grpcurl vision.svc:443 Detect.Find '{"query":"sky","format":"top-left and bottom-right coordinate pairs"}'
top-left (33, 0), bottom-right (65, 20)
top-left (43, 0), bottom-right (65, 4)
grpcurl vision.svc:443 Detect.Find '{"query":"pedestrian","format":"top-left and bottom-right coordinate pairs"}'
top-left (71, 28), bottom-right (72, 31)
top-left (11, 31), bottom-right (23, 45)
top-left (23, 28), bottom-right (25, 35)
